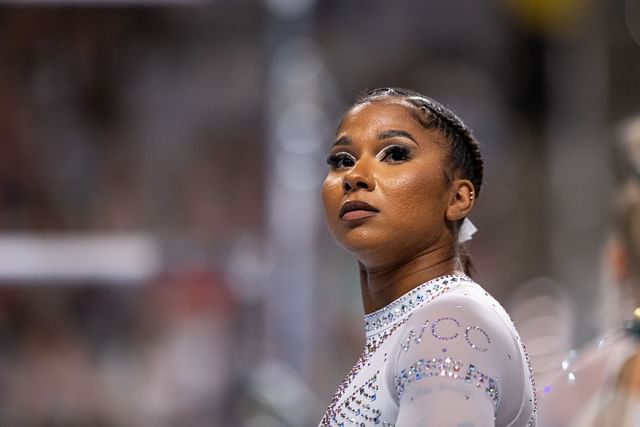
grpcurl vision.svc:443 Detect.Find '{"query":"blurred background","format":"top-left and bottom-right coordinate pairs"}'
top-left (0, 0), bottom-right (639, 425)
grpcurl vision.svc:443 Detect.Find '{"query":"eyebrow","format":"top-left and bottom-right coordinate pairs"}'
top-left (331, 129), bottom-right (418, 147)
top-left (332, 135), bottom-right (352, 147)
top-left (378, 129), bottom-right (418, 144)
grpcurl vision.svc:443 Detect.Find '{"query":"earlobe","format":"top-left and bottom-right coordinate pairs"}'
top-left (446, 180), bottom-right (475, 221)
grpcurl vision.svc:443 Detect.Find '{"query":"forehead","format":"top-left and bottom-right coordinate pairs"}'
top-left (338, 98), bottom-right (427, 137)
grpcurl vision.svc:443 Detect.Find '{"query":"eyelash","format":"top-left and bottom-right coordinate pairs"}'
top-left (326, 145), bottom-right (412, 170)
top-left (377, 145), bottom-right (411, 162)
top-left (326, 152), bottom-right (356, 170)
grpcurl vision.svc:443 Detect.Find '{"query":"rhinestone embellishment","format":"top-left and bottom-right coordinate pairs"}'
top-left (325, 371), bottom-right (396, 427)
top-left (319, 321), bottom-right (406, 427)
top-left (431, 317), bottom-right (461, 340)
top-left (465, 326), bottom-right (491, 352)
top-left (400, 319), bottom-right (430, 352)
top-left (364, 274), bottom-right (470, 337)
top-left (395, 356), bottom-right (499, 406)
top-left (321, 274), bottom-right (468, 426)
top-left (319, 273), bottom-right (537, 425)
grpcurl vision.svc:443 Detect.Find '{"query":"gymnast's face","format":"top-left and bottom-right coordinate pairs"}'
top-left (321, 99), bottom-right (457, 267)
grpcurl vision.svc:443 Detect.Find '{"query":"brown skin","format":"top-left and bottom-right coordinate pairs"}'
top-left (321, 98), bottom-right (475, 313)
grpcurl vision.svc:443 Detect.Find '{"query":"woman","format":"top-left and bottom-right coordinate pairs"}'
top-left (539, 115), bottom-right (640, 427)
top-left (319, 88), bottom-right (537, 426)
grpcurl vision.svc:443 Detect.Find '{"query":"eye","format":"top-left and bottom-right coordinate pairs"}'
top-left (377, 145), bottom-right (411, 163)
top-left (326, 152), bottom-right (356, 170)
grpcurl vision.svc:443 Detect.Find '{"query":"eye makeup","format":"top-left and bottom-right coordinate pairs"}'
top-left (375, 144), bottom-right (412, 163)
top-left (326, 151), bottom-right (356, 170)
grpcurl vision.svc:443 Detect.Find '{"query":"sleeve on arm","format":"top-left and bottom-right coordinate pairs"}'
top-left (391, 290), bottom-right (524, 427)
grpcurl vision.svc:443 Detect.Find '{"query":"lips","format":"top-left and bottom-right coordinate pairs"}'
top-left (339, 200), bottom-right (379, 221)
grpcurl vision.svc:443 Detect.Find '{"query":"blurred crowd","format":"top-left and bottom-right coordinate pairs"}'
top-left (0, 271), bottom-right (245, 426)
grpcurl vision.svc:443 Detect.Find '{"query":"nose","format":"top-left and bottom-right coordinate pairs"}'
top-left (342, 162), bottom-right (375, 193)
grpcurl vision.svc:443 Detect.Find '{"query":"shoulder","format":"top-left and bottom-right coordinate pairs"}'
top-left (401, 280), bottom-right (521, 353)
top-left (390, 279), bottom-right (536, 423)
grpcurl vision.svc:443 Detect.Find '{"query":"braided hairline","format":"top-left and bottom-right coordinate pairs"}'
top-left (357, 87), bottom-right (484, 196)
top-left (358, 88), bottom-right (468, 136)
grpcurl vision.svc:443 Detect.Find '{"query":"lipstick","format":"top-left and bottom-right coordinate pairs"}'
top-left (339, 200), bottom-right (379, 222)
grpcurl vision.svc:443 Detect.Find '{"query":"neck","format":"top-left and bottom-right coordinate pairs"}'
top-left (359, 245), bottom-right (463, 314)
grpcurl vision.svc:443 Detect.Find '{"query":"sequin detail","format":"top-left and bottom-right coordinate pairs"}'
top-left (485, 293), bottom-right (538, 425)
top-left (465, 326), bottom-right (491, 352)
top-left (320, 321), bottom-right (405, 426)
top-left (400, 320), bottom-right (430, 352)
top-left (431, 317), bottom-right (460, 340)
top-left (322, 275), bottom-right (467, 426)
top-left (401, 317), bottom-right (493, 354)
top-left (522, 340), bottom-right (538, 426)
top-left (320, 274), bottom-right (537, 426)
top-left (324, 371), bottom-right (395, 427)
top-left (364, 274), bottom-right (470, 337)
top-left (395, 356), bottom-right (499, 406)
top-left (495, 294), bottom-right (537, 425)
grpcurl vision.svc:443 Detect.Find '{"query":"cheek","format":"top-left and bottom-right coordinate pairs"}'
top-left (383, 169), bottom-right (449, 221)
top-left (321, 175), bottom-right (342, 218)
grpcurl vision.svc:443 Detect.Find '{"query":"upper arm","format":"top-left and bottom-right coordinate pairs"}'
top-left (395, 387), bottom-right (494, 427)
top-left (392, 290), bottom-right (525, 426)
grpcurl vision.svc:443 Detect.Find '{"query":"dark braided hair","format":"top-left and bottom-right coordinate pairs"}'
top-left (352, 87), bottom-right (485, 275)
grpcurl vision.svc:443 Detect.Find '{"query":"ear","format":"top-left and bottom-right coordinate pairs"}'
top-left (446, 179), bottom-right (475, 222)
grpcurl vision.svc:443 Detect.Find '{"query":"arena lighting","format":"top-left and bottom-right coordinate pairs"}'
top-left (0, 233), bottom-right (161, 284)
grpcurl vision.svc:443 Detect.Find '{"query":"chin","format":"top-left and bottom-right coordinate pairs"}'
top-left (335, 229), bottom-right (404, 267)
top-left (338, 227), bottom-right (440, 268)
